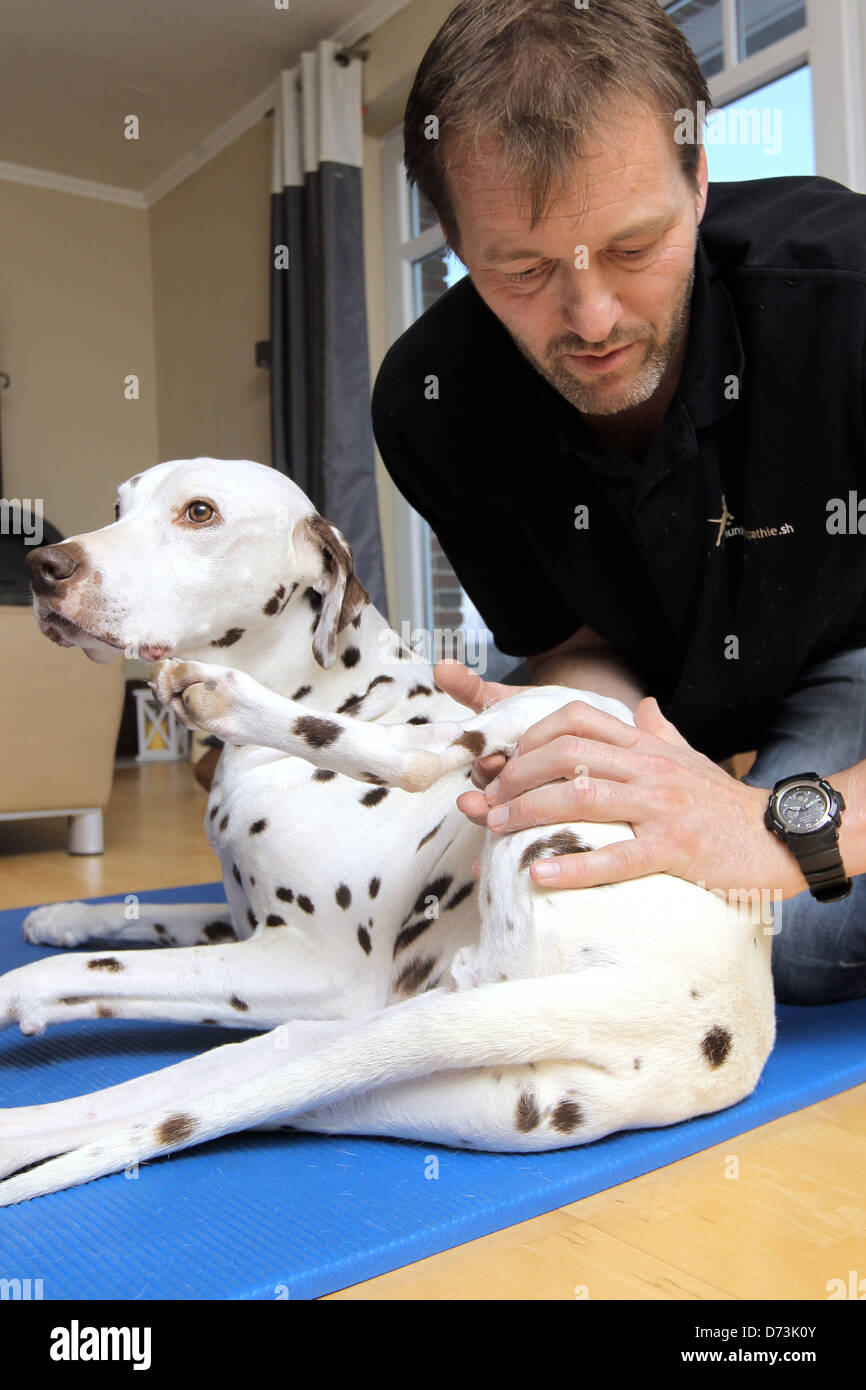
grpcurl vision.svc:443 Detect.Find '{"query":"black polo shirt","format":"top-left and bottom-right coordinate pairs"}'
top-left (371, 176), bottom-right (866, 762)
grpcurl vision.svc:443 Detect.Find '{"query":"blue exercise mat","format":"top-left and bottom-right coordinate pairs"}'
top-left (1, 883), bottom-right (864, 1300)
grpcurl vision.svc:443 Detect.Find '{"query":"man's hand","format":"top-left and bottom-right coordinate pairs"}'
top-left (432, 658), bottom-right (802, 899)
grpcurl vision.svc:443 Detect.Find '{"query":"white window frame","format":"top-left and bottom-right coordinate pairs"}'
top-left (379, 0), bottom-right (865, 624)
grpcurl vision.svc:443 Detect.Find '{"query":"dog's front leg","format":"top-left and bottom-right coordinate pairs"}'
top-left (0, 930), bottom-right (370, 1037)
top-left (22, 900), bottom-right (245, 949)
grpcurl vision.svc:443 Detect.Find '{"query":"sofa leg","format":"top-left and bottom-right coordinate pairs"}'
top-left (68, 809), bottom-right (104, 855)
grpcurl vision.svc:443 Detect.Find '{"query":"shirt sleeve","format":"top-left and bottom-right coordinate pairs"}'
top-left (373, 408), bottom-right (582, 659)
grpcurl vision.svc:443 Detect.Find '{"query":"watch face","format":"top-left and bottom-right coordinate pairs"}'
top-left (778, 784), bottom-right (831, 833)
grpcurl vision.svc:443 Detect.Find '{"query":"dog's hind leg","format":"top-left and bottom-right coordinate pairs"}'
top-left (22, 900), bottom-right (246, 949)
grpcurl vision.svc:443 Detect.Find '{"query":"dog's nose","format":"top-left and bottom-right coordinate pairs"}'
top-left (26, 544), bottom-right (80, 595)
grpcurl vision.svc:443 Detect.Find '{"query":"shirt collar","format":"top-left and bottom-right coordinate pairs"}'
top-left (516, 229), bottom-right (746, 455)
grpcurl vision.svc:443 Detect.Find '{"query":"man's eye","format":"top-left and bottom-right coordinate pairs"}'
top-left (186, 501), bottom-right (215, 523)
top-left (507, 262), bottom-right (551, 282)
top-left (615, 244), bottom-right (655, 260)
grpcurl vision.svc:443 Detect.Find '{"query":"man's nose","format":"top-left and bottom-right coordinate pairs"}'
top-left (558, 265), bottom-right (620, 344)
top-left (26, 544), bottom-right (81, 596)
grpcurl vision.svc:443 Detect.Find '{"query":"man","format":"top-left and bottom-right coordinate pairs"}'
top-left (371, 0), bottom-right (866, 1005)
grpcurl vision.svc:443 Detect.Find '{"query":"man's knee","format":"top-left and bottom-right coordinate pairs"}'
top-left (771, 887), bottom-right (866, 1005)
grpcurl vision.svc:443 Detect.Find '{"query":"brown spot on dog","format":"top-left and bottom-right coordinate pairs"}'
top-left (394, 953), bottom-right (437, 996)
top-left (406, 715), bottom-right (431, 725)
top-left (408, 683), bottom-right (433, 698)
top-left (393, 920), bottom-right (430, 956)
top-left (633, 1057), bottom-right (641, 1070)
top-left (361, 787), bottom-right (389, 807)
top-left (263, 585), bottom-right (286, 616)
top-left (342, 646), bottom-right (361, 667)
top-left (336, 884), bottom-right (351, 909)
top-left (690, 989), bottom-right (700, 999)
top-left (154, 923), bottom-right (166, 935)
top-left (247, 908), bottom-right (257, 929)
top-left (219, 813), bottom-right (229, 832)
top-left (59, 996), bottom-right (90, 1005)
top-left (229, 995), bottom-right (249, 1012)
top-left (96, 1005), bottom-right (115, 1018)
top-left (409, 874), bottom-right (453, 920)
top-left (702, 1026), bottom-right (733, 1068)
top-left (156, 1113), bottom-right (197, 1147)
top-left (265, 914), bottom-right (286, 927)
top-left (445, 882), bottom-right (474, 911)
top-left (276, 887), bottom-right (294, 903)
top-left (516, 1090), bottom-right (540, 1132)
top-left (518, 829), bottom-right (591, 872)
top-left (210, 628), bottom-right (245, 647)
top-left (416, 817), bottom-right (445, 852)
top-left (360, 771), bottom-right (388, 785)
top-left (357, 925), bottom-right (372, 955)
top-left (201, 1018), bottom-right (218, 1025)
top-left (313, 768), bottom-right (336, 781)
top-left (297, 895), bottom-right (314, 914)
top-left (293, 715), bottom-right (342, 749)
top-left (250, 819), bottom-right (267, 834)
top-left (550, 1100), bottom-right (583, 1133)
top-left (351, 613), bottom-right (362, 628)
top-left (369, 876), bottom-right (380, 898)
top-left (232, 863), bottom-right (242, 886)
top-left (451, 729), bottom-right (486, 757)
top-left (304, 586), bottom-right (323, 612)
top-left (292, 684), bottom-right (313, 700)
top-left (209, 804), bottom-right (220, 821)
top-left (87, 957), bottom-right (123, 972)
top-left (203, 920), bottom-right (237, 943)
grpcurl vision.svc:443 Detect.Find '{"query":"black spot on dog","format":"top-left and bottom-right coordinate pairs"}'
top-left (416, 817), bottom-right (445, 851)
top-left (702, 1026), bottom-right (733, 1068)
top-left (265, 914), bottom-right (286, 927)
top-left (336, 674), bottom-right (394, 715)
top-left (293, 715), bottom-right (342, 749)
top-left (209, 804), bottom-right (220, 822)
top-left (247, 908), bottom-right (257, 929)
top-left (249, 875), bottom-right (255, 886)
top-left (369, 876), bottom-right (380, 899)
top-left (292, 684), bottom-right (313, 701)
top-left (250, 819), bottom-right (267, 834)
top-left (361, 787), bottom-right (389, 807)
top-left (59, 996), bottom-right (90, 1005)
top-left (264, 585), bottom-right (286, 616)
top-left (550, 1100), bottom-right (583, 1133)
top-left (351, 613), bottom-right (362, 628)
top-left (229, 996), bottom-right (249, 1012)
top-left (276, 887), bottom-right (294, 903)
top-left (203, 920), bottom-right (237, 943)
top-left (394, 953), bottom-right (437, 996)
top-left (219, 813), bottom-right (229, 832)
top-left (406, 715), bottom-right (431, 725)
top-left (304, 586), bottom-right (323, 612)
top-left (357, 925), bottom-right (372, 955)
top-left (360, 771), bottom-right (388, 784)
top-left (518, 829), bottom-right (591, 872)
top-left (232, 863), bottom-right (242, 886)
top-left (297, 895), bottom-right (314, 914)
top-left (516, 1090), bottom-right (540, 1132)
top-left (96, 1005), bottom-right (115, 1018)
top-left (201, 1018), bottom-right (218, 1025)
top-left (87, 957), bottom-right (123, 972)
top-left (393, 920), bottom-right (431, 955)
top-left (408, 683), bottom-right (433, 698)
top-left (210, 627), bottom-right (245, 647)
top-left (445, 882), bottom-right (474, 911)
top-left (156, 1113), bottom-right (197, 1146)
top-left (313, 768), bottom-right (336, 781)
top-left (7, 1154), bottom-right (66, 1178)
top-left (154, 923), bottom-right (166, 935)
top-left (336, 884), bottom-right (351, 909)
top-left (342, 646), bottom-right (361, 667)
top-left (409, 874), bottom-right (453, 920)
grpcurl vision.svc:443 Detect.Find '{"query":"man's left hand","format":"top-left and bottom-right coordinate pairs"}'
top-left (451, 686), bottom-right (801, 898)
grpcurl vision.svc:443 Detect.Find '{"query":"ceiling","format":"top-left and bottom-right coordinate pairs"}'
top-left (0, 0), bottom-right (400, 200)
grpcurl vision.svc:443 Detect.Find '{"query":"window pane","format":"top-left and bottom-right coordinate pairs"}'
top-left (409, 183), bottom-right (441, 238)
top-left (665, 0), bottom-right (724, 79)
top-left (705, 65), bottom-right (814, 180)
top-left (738, 0), bottom-right (806, 60)
top-left (411, 247), bottom-right (467, 318)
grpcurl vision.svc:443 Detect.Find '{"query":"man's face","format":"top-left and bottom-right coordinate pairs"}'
top-left (445, 104), bottom-right (708, 417)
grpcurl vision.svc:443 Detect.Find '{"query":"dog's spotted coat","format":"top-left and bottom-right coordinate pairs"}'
top-left (0, 458), bottom-right (776, 1204)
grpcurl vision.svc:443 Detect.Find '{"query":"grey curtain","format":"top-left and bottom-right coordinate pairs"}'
top-left (269, 45), bottom-right (387, 615)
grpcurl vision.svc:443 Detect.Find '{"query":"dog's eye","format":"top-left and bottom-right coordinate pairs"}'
top-left (114, 502), bottom-right (120, 521)
top-left (186, 501), bottom-right (215, 523)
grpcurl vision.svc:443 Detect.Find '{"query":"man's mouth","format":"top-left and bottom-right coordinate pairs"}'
top-left (564, 343), bottom-right (635, 374)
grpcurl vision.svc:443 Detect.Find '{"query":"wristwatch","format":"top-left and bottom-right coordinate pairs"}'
top-left (764, 773), bottom-right (852, 902)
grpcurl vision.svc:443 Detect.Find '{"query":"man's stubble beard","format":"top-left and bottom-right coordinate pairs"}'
top-left (506, 258), bottom-right (695, 417)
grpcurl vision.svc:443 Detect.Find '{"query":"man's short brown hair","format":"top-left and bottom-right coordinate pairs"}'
top-left (403, 0), bottom-right (712, 250)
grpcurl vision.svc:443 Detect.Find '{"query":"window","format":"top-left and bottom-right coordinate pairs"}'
top-left (379, 142), bottom-right (517, 681)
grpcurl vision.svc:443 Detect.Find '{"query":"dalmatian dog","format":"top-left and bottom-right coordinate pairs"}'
top-left (0, 457), bottom-right (775, 1205)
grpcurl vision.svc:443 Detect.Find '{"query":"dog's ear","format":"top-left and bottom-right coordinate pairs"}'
top-left (293, 513), bottom-right (370, 669)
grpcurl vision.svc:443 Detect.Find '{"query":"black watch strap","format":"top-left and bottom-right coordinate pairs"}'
top-left (785, 822), bottom-right (852, 902)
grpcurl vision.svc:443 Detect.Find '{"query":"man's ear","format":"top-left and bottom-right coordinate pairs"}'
top-left (292, 513), bottom-right (370, 669)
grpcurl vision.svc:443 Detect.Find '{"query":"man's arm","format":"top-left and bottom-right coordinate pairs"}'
top-left (526, 625), bottom-right (648, 712)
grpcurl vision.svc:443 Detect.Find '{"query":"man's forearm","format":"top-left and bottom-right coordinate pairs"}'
top-left (528, 646), bottom-right (648, 712)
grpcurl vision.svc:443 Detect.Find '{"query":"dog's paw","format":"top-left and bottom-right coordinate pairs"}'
top-left (449, 946), bottom-right (481, 990)
top-left (150, 659), bottom-right (246, 736)
top-left (23, 901), bottom-right (93, 947)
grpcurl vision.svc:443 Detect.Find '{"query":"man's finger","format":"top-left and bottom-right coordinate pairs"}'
top-left (470, 752), bottom-right (507, 789)
top-left (432, 658), bottom-right (486, 711)
top-left (529, 838), bottom-right (661, 889)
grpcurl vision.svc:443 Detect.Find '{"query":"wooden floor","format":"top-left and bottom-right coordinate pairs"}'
top-left (1, 760), bottom-right (863, 1301)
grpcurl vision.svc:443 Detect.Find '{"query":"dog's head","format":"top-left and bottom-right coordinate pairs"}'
top-left (25, 458), bottom-right (370, 669)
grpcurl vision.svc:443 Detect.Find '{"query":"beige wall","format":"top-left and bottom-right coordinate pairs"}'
top-left (0, 180), bottom-right (159, 539)
top-left (149, 118), bottom-right (272, 467)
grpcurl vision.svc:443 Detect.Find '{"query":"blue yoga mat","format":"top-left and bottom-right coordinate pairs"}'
top-left (1, 882), bottom-right (864, 1300)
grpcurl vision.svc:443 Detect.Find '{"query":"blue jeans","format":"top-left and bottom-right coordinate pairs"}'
top-left (504, 646), bottom-right (866, 1004)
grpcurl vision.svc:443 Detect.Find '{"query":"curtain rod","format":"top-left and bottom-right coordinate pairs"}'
top-left (263, 38), bottom-right (370, 114)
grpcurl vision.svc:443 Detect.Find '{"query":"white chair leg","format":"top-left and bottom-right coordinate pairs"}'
top-left (67, 809), bottom-right (104, 855)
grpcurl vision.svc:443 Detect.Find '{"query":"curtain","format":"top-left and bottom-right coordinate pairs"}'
top-left (269, 41), bottom-right (387, 616)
